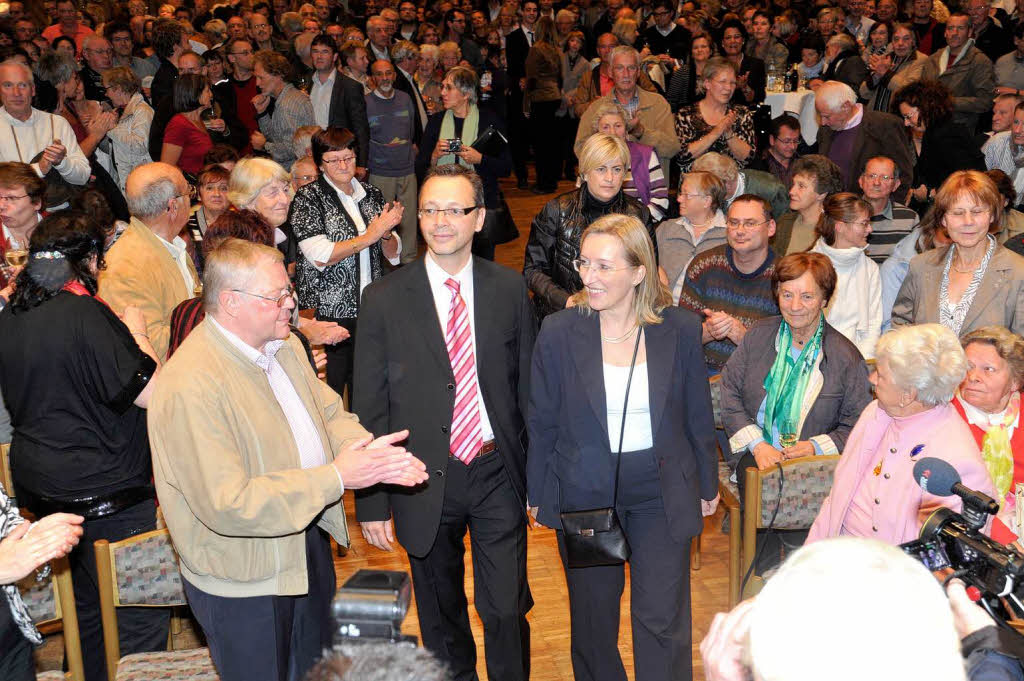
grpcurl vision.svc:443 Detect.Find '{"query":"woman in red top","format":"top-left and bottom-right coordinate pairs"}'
top-left (953, 325), bottom-right (1024, 545)
top-left (160, 74), bottom-right (214, 178)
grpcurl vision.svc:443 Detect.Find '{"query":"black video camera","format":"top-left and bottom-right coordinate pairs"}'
top-left (900, 458), bottom-right (1024, 620)
top-left (330, 570), bottom-right (417, 644)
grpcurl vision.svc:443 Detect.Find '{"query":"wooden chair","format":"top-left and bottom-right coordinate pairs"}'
top-left (17, 556), bottom-right (85, 681)
top-left (741, 455), bottom-right (839, 599)
top-left (1, 443), bottom-right (14, 505)
top-left (94, 529), bottom-right (219, 681)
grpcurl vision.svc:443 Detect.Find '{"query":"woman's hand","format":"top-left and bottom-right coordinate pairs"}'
top-left (752, 441), bottom-right (784, 470)
top-left (702, 494), bottom-right (720, 517)
top-left (87, 110), bottom-right (117, 137)
top-left (430, 137), bottom-right (448, 162)
top-left (366, 202), bottom-right (404, 242)
top-left (456, 145), bottom-right (483, 165)
top-left (782, 441), bottom-right (815, 460)
top-left (251, 93), bottom-right (271, 114)
top-left (298, 318), bottom-right (350, 346)
top-left (714, 110), bottom-right (738, 138)
top-left (0, 513), bottom-right (84, 585)
top-left (911, 184), bottom-right (929, 203)
top-left (312, 347), bottom-right (327, 379)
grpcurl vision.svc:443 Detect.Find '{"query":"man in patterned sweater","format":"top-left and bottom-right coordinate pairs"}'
top-left (678, 194), bottom-right (780, 374)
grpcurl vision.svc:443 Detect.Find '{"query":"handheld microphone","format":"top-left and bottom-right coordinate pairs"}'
top-left (913, 457), bottom-right (999, 528)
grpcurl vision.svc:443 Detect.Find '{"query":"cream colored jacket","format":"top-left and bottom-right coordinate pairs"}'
top-left (148, 320), bottom-right (364, 598)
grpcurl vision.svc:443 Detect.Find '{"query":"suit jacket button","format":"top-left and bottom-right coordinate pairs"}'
top-left (434, 469), bottom-right (444, 477)
top-left (872, 525), bottom-right (878, 532)
top-left (447, 383), bottom-right (455, 391)
top-left (884, 473), bottom-right (891, 479)
top-left (441, 425), bottom-right (449, 433)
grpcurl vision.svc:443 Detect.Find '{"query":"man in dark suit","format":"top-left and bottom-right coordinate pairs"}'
top-left (354, 164), bottom-right (535, 681)
top-left (391, 39), bottom-right (427, 137)
top-left (307, 35), bottom-right (372, 176)
top-left (505, 1), bottom-right (538, 188)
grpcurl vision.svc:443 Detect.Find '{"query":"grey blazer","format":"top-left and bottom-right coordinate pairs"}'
top-left (719, 316), bottom-right (872, 462)
top-left (891, 244), bottom-right (1024, 336)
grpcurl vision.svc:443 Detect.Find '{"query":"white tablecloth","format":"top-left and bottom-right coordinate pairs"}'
top-left (764, 89), bottom-right (818, 145)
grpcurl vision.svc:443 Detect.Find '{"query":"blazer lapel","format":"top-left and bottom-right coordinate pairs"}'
top-left (643, 322), bottom-right (675, 439)
top-left (405, 260), bottom-right (454, 374)
top-left (472, 262), bottom-right (498, 409)
top-left (569, 312), bottom-right (610, 440)
top-left (922, 253), bottom-right (944, 323)
top-left (963, 253), bottom-right (1011, 330)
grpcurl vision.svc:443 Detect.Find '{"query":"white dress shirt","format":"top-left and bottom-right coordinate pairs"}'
top-left (424, 252), bottom-right (495, 442)
top-left (155, 231), bottom-right (196, 294)
top-left (0, 108), bottom-right (90, 191)
top-left (310, 69), bottom-right (336, 129)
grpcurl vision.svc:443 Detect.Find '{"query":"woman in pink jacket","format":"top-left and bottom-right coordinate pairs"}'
top-left (808, 323), bottom-right (997, 545)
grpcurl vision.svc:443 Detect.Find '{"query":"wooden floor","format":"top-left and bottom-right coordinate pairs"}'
top-left (331, 175), bottom-right (732, 681)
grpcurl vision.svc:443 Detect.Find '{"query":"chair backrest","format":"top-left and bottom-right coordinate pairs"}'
top-left (95, 528), bottom-right (186, 681)
top-left (1, 443), bottom-right (14, 506)
top-left (708, 374), bottom-right (723, 430)
top-left (16, 556), bottom-right (85, 681)
top-left (744, 455), bottom-right (839, 531)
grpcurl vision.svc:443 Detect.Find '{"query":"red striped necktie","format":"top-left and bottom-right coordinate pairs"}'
top-left (444, 278), bottom-right (482, 464)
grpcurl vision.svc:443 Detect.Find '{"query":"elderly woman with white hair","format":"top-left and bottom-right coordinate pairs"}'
top-left (807, 323), bottom-right (996, 545)
top-left (590, 101), bottom-right (670, 220)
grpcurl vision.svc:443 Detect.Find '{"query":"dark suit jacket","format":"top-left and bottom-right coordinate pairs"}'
top-left (917, 116), bottom-right (984, 191)
top-left (822, 49), bottom-right (868, 93)
top-left (526, 307), bottom-right (718, 543)
top-left (816, 109), bottom-right (915, 192)
top-left (393, 67), bottom-right (426, 142)
top-left (506, 27), bottom-right (530, 86)
top-left (352, 257), bottom-right (537, 557)
top-left (328, 73), bottom-right (371, 168)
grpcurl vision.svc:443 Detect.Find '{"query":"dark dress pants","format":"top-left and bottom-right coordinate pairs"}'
top-left (407, 450), bottom-right (532, 681)
top-left (735, 451), bottom-right (808, 575)
top-left (529, 99), bottom-right (561, 192)
top-left (557, 448), bottom-right (694, 681)
top-left (183, 526), bottom-right (335, 681)
top-left (0, 597), bottom-right (34, 681)
top-left (507, 88), bottom-right (530, 185)
top-left (69, 499), bottom-right (169, 681)
top-left (319, 316), bottom-right (357, 404)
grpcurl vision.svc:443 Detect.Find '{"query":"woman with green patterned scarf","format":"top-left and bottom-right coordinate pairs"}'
top-left (720, 252), bottom-right (873, 573)
top-left (954, 326), bottom-right (1024, 547)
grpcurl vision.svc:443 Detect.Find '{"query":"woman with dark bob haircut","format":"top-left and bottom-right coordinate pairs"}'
top-left (892, 79), bottom-right (984, 206)
top-left (160, 73), bottom-right (215, 177)
top-left (0, 211), bottom-right (169, 681)
top-left (720, 251), bottom-right (872, 573)
top-left (290, 126), bottom-right (403, 400)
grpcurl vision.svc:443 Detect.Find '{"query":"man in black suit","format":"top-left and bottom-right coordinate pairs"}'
top-left (391, 40), bottom-right (427, 137)
top-left (354, 164), bottom-right (535, 681)
top-left (505, 0), bottom-right (538, 188)
top-left (307, 35), bottom-right (372, 176)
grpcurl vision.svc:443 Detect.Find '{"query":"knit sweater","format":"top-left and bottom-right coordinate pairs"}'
top-left (678, 244), bottom-right (779, 371)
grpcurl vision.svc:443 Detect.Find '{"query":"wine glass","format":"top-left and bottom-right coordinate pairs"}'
top-left (5, 248), bottom-right (27, 269)
top-left (779, 419), bottom-right (798, 451)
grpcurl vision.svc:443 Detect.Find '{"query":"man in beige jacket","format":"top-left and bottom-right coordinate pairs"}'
top-left (148, 239), bottom-right (428, 681)
top-left (98, 162), bottom-right (199, 361)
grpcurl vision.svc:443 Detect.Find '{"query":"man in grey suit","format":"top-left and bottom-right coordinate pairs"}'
top-left (308, 34), bottom-right (371, 177)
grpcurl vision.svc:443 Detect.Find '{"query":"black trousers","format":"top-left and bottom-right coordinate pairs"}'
top-left (557, 114), bottom-right (580, 179)
top-left (507, 89), bottom-right (530, 185)
top-left (735, 451), bottom-right (808, 575)
top-left (407, 451), bottom-right (531, 681)
top-left (557, 448), bottom-right (694, 681)
top-left (0, 596), bottom-right (34, 681)
top-left (183, 527), bottom-right (335, 681)
top-left (69, 499), bottom-right (170, 681)
top-left (530, 99), bottom-right (561, 192)
top-left (319, 316), bottom-right (357, 404)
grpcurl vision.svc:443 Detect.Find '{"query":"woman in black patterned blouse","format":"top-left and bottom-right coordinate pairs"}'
top-left (673, 57), bottom-right (756, 173)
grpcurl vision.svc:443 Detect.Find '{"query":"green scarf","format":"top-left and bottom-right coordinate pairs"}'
top-left (762, 315), bottom-right (825, 444)
top-left (437, 104), bottom-right (480, 168)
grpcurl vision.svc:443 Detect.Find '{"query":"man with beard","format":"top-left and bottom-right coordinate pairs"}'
top-left (366, 60), bottom-right (418, 264)
top-left (920, 12), bottom-right (996, 132)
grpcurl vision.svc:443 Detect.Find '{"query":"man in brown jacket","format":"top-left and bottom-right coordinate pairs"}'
top-left (148, 239), bottom-right (428, 681)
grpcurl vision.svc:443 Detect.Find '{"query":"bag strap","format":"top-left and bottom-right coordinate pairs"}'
top-left (610, 327), bottom-right (643, 508)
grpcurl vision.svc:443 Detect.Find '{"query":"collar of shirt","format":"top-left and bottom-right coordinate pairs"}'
top-left (207, 314), bottom-right (285, 369)
top-left (877, 200), bottom-right (894, 220)
top-left (838, 103), bottom-right (864, 131)
top-left (959, 392), bottom-right (1020, 431)
top-left (656, 24), bottom-right (674, 36)
top-left (275, 82), bottom-right (295, 100)
top-left (313, 68), bottom-right (336, 88)
top-left (424, 250), bottom-right (474, 305)
top-left (155, 230), bottom-right (190, 260)
top-left (324, 174), bottom-right (366, 204)
top-left (940, 40), bottom-right (975, 72)
top-left (0, 107), bottom-right (40, 127)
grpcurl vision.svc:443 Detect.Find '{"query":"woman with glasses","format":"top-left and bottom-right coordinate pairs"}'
top-left (809, 193), bottom-right (882, 359)
top-left (101, 66), bottom-right (153, 195)
top-left (720, 252), bottom-right (872, 573)
top-left (290, 127), bottom-right (402, 400)
top-left (657, 170), bottom-right (728, 303)
top-left (527, 213), bottom-right (719, 681)
top-left (0, 163), bottom-right (44, 304)
top-left (523, 133), bottom-right (652, 318)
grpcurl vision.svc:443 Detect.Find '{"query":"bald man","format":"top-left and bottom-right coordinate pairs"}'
top-left (98, 163), bottom-right (199, 361)
top-left (81, 35), bottom-right (113, 104)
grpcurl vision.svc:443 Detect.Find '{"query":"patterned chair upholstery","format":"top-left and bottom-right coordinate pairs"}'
top-left (18, 572), bottom-right (59, 624)
top-left (18, 556), bottom-right (85, 681)
top-left (708, 375), bottom-right (723, 430)
top-left (718, 460), bottom-right (742, 606)
top-left (95, 529), bottom-right (221, 681)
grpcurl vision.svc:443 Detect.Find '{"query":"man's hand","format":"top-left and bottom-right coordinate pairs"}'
top-left (946, 579), bottom-right (995, 639)
top-left (38, 141), bottom-right (68, 174)
top-left (752, 441), bottom-right (784, 470)
top-left (703, 309), bottom-right (733, 340)
top-left (252, 93), bottom-right (271, 114)
top-left (360, 519), bottom-right (395, 551)
top-left (250, 131), bottom-right (267, 150)
top-left (701, 598), bottom-right (756, 681)
top-left (332, 429), bottom-right (428, 489)
top-left (702, 494), bottom-right (720, 517)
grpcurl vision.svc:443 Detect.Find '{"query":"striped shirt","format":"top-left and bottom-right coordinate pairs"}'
top-left (983, 131), bottom-right (1024, 201)
top-left (678, 244), bottom-right (780, 371)
top-left (866, 200), bottom-right (919, 264)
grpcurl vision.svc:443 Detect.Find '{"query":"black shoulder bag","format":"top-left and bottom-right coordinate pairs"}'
top-left (560, 328), bottom-right (642, 569)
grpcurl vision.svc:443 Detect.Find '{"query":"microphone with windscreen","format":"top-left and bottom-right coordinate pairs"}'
top-left (913, 457), bottom-right (999, 529)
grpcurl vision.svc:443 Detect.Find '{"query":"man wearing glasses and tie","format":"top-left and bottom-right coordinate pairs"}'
top-left (354, 164), bottom-right (536, 681)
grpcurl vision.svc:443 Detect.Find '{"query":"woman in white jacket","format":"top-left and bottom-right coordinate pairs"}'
top-left (811, 193), bottom-right (882, 359)
top-left (102, 66), bottom-right (154, 195)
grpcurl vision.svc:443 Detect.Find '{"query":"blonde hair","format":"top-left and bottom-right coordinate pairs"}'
top-left (589, 100), bottom-right (629, 134)
top-left (691, 151), bottom-right (738, 184)
top-left (876, 323), bottom-right (967, 406)
top-left (577, 133), bottom-right (630, 177)
top-left (203, 238), bottom-right (284, 314)
top-left (569, 214), bottom-right (671, 326)
top-left (228, 157), bottom-right (293, 210)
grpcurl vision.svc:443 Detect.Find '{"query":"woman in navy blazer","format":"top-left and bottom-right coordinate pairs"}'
top-left (527, 214), bottom-right (719, 681)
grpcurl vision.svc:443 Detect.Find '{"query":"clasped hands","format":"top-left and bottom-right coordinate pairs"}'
top-left (703, 308), bottom-right (746, 344)
top-left (0, 513), bottom-right (84, 585)
top-left (752, 440), bottom-right (815, 469)
top-left (37, 140), bottom-right (68, 175)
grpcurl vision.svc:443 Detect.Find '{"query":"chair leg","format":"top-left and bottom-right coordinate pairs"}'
top-left (728, 504), bottom-right (741, 607)
top-left (690, 533), bottom-right (702, 571)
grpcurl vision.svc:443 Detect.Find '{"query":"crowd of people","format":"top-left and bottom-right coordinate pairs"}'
top-left (5, 0), bottom-right (1024, 680)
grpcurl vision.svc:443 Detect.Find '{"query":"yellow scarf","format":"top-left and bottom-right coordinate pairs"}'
top-left (980, 391), bottom-right (1021, 501)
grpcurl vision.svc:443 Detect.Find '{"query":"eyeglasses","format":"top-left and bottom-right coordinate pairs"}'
top-left (231, 285), bottom-right (295, 307)
top-left (295, 174), bottom-right (317, 182)
top-left (175, 185), bottom-right (197, 201)
top-left (572, 258), bottom-right (635, 274)
top-left (417, 206), bottom-right (479, 218)
top-left (678, 192), bottom-right (707, 200)
top-left (0, 193), bottom-right (28, 203)
top-left (322, 155), bottom-right (357, 166)
top-left (726, 218), bottom-right (771, 229)
top-left (863, 173), bottom-right (895, 182)
top-left (230, 49), bottom-right (253, 56)
top-left (843, 219), bottom-right (871, 228)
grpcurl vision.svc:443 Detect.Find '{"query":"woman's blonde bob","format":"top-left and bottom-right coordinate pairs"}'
top-left (577, 132), bottom-right (631, 178)
top-left (228, 157), bottom-right (293, 209)
top-left (569, 213), bottom-right (672, 326)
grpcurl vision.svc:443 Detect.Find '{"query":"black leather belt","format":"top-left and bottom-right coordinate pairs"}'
top-left (26, 485), bottom-right (155, 520)
top-left (450, 440), bottom-right (497, 461)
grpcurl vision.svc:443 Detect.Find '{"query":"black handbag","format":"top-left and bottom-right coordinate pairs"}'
top-left (560, 328), bottom-right (642, 569)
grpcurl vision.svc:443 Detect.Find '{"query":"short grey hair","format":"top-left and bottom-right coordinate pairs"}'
top-left (125, 167), bottom-right (180, 220)
top-left (203, 238), bottom-right (284, 315)
top-left (556, 8), bottom-right (576, 22)
top-left (816, 81), bottom-right (858, 112)
top-left (875, 324), bottom-right (968, 407)
top-left (419, 43), bottom-right (440, 60)
top-left (692, 151), bottom-right (739, 184)
top-left (304, 641), bottom-right (448, 681)
top-left (391, 40), bottom-right (418, 63)
top-left (827, 33), bottom-right (857, 52)
top-left (280, 11), bottom-right (303, 34)
top-left (609, 44), bottom-right (640, 67)
top-left (36, 52), bottom-right (77, 86)
top-left (443, 65), bottom-right (478, 104)
top-left (589, 100), bottom-right (628, 133)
